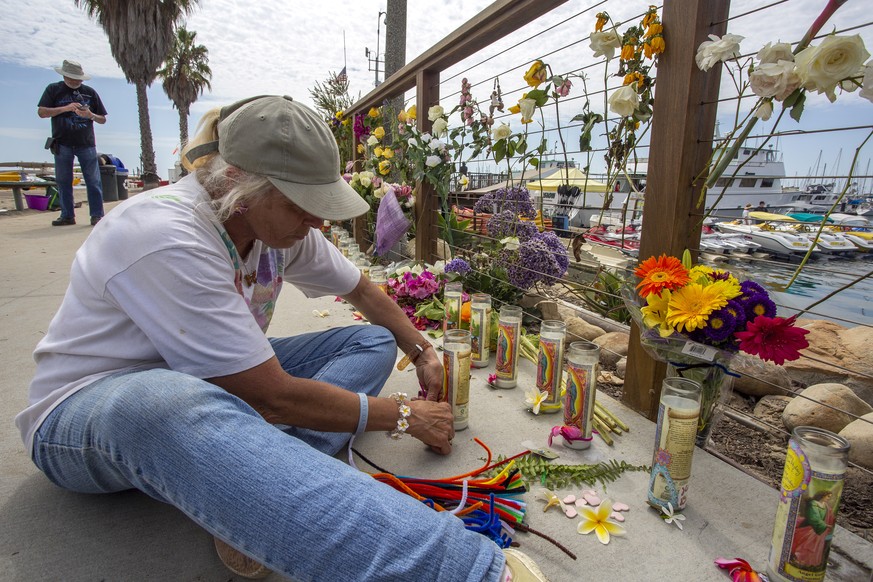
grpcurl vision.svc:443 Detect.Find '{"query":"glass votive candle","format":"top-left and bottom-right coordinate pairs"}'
top-left (443, 282), bottom-right (463, 332)
top-left (369, 266), bottom-right (388, 293)
top-left (443, 329), bottom-right (472, 431)
top-left (494, 304), bottom-right (522, 388)
top-left (355, 258), bottom-right (370, 279)
top-left (470, 293), bottom-right (491, 369)
top-left (767, 426), bottom-right (850, 582)
top-left (536, 320), bottom-right (566, 414)
top-left (562, 341), bottom-right (600, 448)
top-left (347, 243), bottom-right (360, 258)
top-left (647, 376), bottom-right (702, 512)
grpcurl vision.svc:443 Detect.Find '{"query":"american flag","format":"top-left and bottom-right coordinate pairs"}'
top-left (337, 66), bottom-right (347, 83)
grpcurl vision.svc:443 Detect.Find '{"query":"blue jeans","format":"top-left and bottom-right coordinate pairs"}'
top-left (54, 144), bottom-right (103, 219)
top-left (31, 325), bottom-right (504, 581)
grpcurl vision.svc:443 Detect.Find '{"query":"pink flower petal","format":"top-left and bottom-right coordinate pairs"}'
top-left (612, 502), bottom-right (630, 512)
top-left (563, 495), bottom-right (577, 504)
top-left (610, 512), bottom-right (625, 522)
top-left (584, 494), bottom-right (601, 506)
top-left (574, 498), bottom-right (588, 507)
top-left (564, 507), bottom-right (578, 518)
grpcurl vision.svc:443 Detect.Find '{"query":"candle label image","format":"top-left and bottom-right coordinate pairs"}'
top-left (536, 339), bottom-right (558, 395)
top-left (648, 398), bottom-right (699, 510)
top-left (769, 439), bottom-right (845, 582)
top-left (443, 348), bottom-right (471, 429)
top-left (470, 306), bottom-right (490, 365)
top-left (495, 323), bottom-right (516, 379)
top-left (444, 294), bottom-right (462, 332)
top-left (562, 365), bottom-right (587, 428)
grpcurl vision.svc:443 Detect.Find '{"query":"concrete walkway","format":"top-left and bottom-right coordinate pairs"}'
top-left (1, 197), bottom-right (871, 581)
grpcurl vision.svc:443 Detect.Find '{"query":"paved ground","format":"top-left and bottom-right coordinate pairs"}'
top-left (1, 193), bottom-right (871, 581)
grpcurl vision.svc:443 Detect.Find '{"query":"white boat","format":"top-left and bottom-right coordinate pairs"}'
top-left (715, 221), bottom-right (819, 258)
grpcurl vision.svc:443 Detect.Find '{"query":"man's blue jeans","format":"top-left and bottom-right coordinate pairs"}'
top-left (54, 145), bottom-right (103, 220)
top-left (31, 325), bottom-right (503, 581)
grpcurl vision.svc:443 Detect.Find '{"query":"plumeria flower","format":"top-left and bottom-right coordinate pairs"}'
top-left (659, 502), bottom-right (686, 530)
top-left (538, 489), bottom-right (562, 512)
top-left (577, 500), bottom-right (626, 544)
top-left (524, 388), bottom-right (549, 415)
top-left (714, 558), bottom-right (764, 582)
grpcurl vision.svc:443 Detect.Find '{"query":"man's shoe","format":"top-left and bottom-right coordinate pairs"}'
top-left (213, 537), bottom-right (271, 579)
top-left (90, 216), bottom-right (102, 226)
top-left (51, 217), bottom-right (76, 226)
top-left (502, 548), bottom-right (549, 582)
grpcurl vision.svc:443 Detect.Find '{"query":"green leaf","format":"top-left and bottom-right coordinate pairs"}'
top-left (525, 89), bottom-right (549, 107)
top-left (516, 137), bottom-right (527, 154)
top-left (781, 88), bottom-right (803, 108)
top-left (493, 140), bottom-right (506, 164)
top-left (789, 92), bottom-right (806, 122)
top-left (507, 140), bottom-right (516, 158)
top-left (529, 157), bottom-right (539, 168)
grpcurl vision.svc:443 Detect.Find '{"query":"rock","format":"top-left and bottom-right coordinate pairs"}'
top-left (753, 395), bottom-right (794, 425)
top-left (782, 319), bottom-right (873, 406)
top-left (566, 316), bottom-right (605, 343)
top-left (593, 331), bottom-right (630, 367)
top-left (536, 300), bottom-right (562, 322)
top-left (731, 354), bottom-right (794, 398)
top-left (615, 357), bottom-right (627, 378)
top-left (782, 383), bottom-right (873, 433)
top-left (838, 412), bottom-right (873, 471)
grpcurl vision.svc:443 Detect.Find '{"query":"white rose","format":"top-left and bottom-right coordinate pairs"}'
top-left (492, 122), bottom-right (512, 141)
top-left (608, 85), bottom-right (640, 117)
top-left (795, 34), bottom-right (871, 102)
top-left (360, 176), bottom-right (371, 188)
top-left (696, 33), bottom-right (744, 71)
top-left (407, 137), bottom-right (419, 149)
top-left (500, 236), bottom-right (520, 251)
top-left (589, 30), bottom-right (622, 60)
top-left (754, 99), bottom-right (773, 121)
top-left (756, 42), bottom-right (794, 64)
top-left (367, 135), bottom-right (379, 147)
top-left (749, 60), bottom-right (801, 101)
top-left (432, 117), bottom-right (448, 137)
top-left (425, 155), bottom-right (442, 168)
top-left (518, 97), bottom-right (536, 123)
top-left (421, 132), bottom-right (433, 142)
top-left (427, 105), bottom-right (445, 121)
top-left (429, 138), bottom-right (446, 151)
top-left (860, 60), bottom-right (873, 103)
top-left (373, 184), bottom-right (388, 199)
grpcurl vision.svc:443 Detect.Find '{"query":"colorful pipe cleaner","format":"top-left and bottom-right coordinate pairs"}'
top-left (353, 438), bottom-right (529, 547)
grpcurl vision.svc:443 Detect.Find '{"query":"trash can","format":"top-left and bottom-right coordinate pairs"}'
top-left (116, 169), bottom-right (129, 199)
top-left (100, 164), bottom-right (118, 201)
top-left (552, 215), bottom-right (569, 237)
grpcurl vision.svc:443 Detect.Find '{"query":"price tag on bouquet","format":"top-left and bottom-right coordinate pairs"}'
top-left (680, 341), bottom-right (718, 362)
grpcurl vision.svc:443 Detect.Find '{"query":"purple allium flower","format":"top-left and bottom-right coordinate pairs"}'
top-left (473, 187), bottom-right (537, 218)
top-left (445, 258), bottom-right (472, 276)
top-left (535, 231), bottom-right (569, 276)
top-left (486, 211), bottom-right (539, 240)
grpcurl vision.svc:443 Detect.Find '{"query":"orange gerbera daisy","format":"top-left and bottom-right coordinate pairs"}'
top-left (635, 254), bottom-right (690, 298)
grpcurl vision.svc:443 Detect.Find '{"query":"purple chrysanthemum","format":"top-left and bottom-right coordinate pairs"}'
top-left (444, 258), bottom-right (472, 276)
top-left (744, 292), bottom-right (777, 322)
top-left (703, 307), bottom-right (737, 343)
top-left (740, 280), bottom-right (767, 296)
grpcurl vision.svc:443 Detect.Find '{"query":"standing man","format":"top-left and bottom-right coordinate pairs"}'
top-left (38, 59), bottom-right (107, 226)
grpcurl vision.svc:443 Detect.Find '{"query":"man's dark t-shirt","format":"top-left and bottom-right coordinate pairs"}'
top-left (38, 81), bottom-right (107, 147)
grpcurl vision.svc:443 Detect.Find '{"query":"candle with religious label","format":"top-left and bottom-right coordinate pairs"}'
top-left (355, 258), bottom-right (370, 279)
top-left (339, 239), bottom-right (352, 258)
top-left (443, 329), bottom-right (472, 430)
top-left (347, 243), bottom-right (360, 259)
top-left (494, 304), bottom-right (522, 388)
top-left (647, 377), bottom-right (702, 511)
top-left (766, 426), bottom-right (850, 582)
top-left (369, 266), bottom-right (388, 294)
top-left (443, 282), bottom-right (463, 332)
top-left (562, 341), bottom-right (600, 448)
top-left (537, 320), bottom-right (566, 414)
top-left (470, 293), bottom-right (492, 368)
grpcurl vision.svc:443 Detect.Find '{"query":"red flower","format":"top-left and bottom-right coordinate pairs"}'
top-left (714, 557), bottom-right (763, 582)
top-left (634, 254), bottom-right (690, 298)
top-left (734, 315), bottom-right (809, 365)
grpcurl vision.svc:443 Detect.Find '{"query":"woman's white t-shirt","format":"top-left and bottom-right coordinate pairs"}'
top-left (15, 175), bottom-right (360, 454)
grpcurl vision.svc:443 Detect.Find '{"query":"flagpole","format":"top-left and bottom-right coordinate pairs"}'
top-left (343, 30), bottom-right (347, 70)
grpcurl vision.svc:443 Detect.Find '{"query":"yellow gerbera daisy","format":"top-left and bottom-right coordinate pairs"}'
top-left (666, 283), bottom-right (729, 332)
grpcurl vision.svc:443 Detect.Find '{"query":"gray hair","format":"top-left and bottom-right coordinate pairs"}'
top-left (182, 106), bottom-right (275, 223)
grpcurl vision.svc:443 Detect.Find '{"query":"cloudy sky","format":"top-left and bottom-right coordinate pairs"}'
top-left (1, 0), bottom-right (871, 187)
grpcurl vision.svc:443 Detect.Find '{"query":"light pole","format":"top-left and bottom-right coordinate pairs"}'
top-left (366, 10), bottom-right (387, 87)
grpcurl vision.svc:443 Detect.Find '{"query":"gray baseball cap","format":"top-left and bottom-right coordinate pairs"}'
top-left (188, 95), bottom-right (368, 220)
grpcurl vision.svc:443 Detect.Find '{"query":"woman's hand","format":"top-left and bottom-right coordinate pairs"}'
top-left (415, 349), bottom-right (445, 402)
top-left (406, 399), bottom-right (455, 455)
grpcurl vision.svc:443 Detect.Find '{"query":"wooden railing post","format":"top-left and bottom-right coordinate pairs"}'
top-left (416, 69), bottom-right (440, 263)
top-left (622, 0), bottom-right (730, 419)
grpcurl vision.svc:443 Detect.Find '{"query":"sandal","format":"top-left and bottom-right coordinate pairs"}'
top-left (213, 536), bottom-right (271, 579)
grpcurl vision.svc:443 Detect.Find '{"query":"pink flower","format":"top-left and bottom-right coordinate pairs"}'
top-left (714, 558), bottom-right (764, 582)
top-left (487, 373), bottom-right (497, 385)
top-left (556, 78), bottom-right (572, 97)
top-left (734, 315), bottom-right (809, 365)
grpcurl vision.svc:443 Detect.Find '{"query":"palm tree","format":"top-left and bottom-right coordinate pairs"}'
top-left (74, 1), bottom-right (199, 189)
top-left (158, 27), bottom-right (212, 153)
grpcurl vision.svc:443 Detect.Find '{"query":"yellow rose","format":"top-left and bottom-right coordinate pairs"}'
top-left (357, 144), bottom-right (365, 154)
top-left (382, 148), bottom-right (395, 159)
top-left (374, 146), bottom-right (384, 157)
top-left (406, 105), bottom-right (417, 120)
top-left (398, 110), bottom-right (408, 123)
top-left (373, 126), bottom-right (386, 140)
top-left (378, 160), bottom-right (391, 175)
top-left (523, 60), bottom-right (547, 88)
top-left (368, 107), bottom-right (380, 118)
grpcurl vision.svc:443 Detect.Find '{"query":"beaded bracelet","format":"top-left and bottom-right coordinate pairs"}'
top-left (387, 392), bottom-right (411, 439)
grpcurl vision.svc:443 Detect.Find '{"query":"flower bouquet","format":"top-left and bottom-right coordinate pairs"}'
top-left (386, 263), bottom-right (448, 330)
top-left (623, 252), bottom-right (809, 446)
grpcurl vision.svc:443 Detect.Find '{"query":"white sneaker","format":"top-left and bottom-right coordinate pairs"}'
top-left (503, 548), bottom-right (550, 582)
top-left (213, 536), bottom-right (271, 579)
